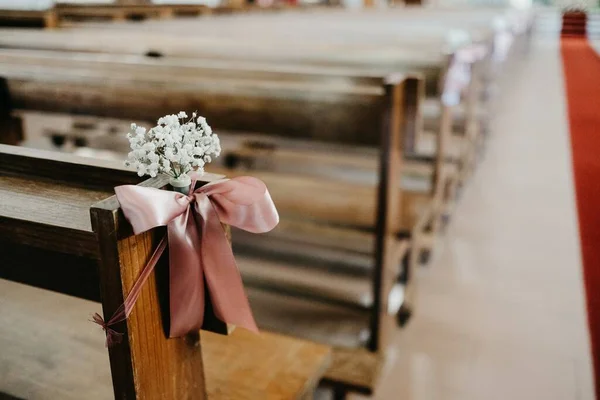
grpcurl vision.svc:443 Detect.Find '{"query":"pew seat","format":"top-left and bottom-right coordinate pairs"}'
top-left (247, 288), bottom-right (386, 395)
top-left (0, 279), bottom-right (332, 400)
top-left (248, 287), bottom-right (370, 349)
top-left (237, 238), bottom-right (407, 311)
top-left (421, 98), bottom-right (490, 134)
top-left (414, 130), bottom-right (465, 162)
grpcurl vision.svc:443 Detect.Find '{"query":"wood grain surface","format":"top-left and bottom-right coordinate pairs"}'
top-left (203, 329), bottom-right (331, 400)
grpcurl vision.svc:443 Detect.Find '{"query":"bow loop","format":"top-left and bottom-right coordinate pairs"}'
top-left (195, 176), bottom-right (279, 233)
top-left (111, 175), bottom-right (279, 340)
top-left (114, 185), bottom-right (189, 234)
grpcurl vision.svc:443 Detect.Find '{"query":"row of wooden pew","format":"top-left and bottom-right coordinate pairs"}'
top-left (0, 1), bottom-right (300, 28)
top-left (0, 6), bottom-right (534, 399)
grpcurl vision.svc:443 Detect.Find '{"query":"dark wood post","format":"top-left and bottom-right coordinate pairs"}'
top-left (369, 76), bottom-right (405, 353)
top-left (91, 179), bottom-right (207, 400)
top-left (0, 78), bottom-right (23, 145)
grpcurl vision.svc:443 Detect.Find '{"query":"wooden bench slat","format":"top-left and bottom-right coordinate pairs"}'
top-left (247, 287), bottom-right (370, 349)
top-left (238, 254), bottom-right (374, 310)
top-left (218, 140), bottom-right (437, 190)
top-left (0, 48), bottom-right (389, 87)
top-left (414, 130), bottom-right (465, 160)
top-left (0, 145), bottom-right (142, 258)
top-left (235, 232), bottom-right (374, 275)
top-left (0, 174), bottom-right (112, 234)
top-left (3, 72), bottom-right (395, 148)
top-left (209, 166), bottom-right (431, 231)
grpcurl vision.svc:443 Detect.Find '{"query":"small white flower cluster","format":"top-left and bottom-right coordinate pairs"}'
top-left (125, 112), bottom-right (221, 178)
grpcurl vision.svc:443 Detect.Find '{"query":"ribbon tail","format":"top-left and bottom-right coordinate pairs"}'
top-left (196, 195), bottom-right (259, 333)
top-left (167, 206), bottom-right (206, 338)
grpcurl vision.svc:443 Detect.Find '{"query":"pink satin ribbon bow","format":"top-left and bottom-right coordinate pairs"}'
top-left (93, 176), bottom-right (279, 346)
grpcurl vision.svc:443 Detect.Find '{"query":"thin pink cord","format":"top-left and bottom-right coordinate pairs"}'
top-left (92, 236), bottom-right (168, 347)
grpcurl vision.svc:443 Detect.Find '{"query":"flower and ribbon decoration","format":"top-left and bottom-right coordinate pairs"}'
top-left (92, 113), bottom-right (279, 346)
top-left (442, 37), bottom-right (489, 106)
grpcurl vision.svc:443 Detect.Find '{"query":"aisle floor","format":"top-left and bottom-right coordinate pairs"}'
top-left (367, 35), bottom-right (595, 400)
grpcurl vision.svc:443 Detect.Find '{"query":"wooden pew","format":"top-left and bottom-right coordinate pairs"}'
top-left (0, 30), bottom-right (466, 220)
top-left (0, 64), bottom-right (420, 396)
top-left (0, 9), bottom-right (494, 188)
top-left (0, 144), bottom-right (331, 399)
top-left (0, 38), bottom-right (465, 280)
top-left (0, 13), bottom-right (491, 187)
top-left (0, 2), bottom-right (289, 29)
top-left (0, 48), bottom-right (438, 228)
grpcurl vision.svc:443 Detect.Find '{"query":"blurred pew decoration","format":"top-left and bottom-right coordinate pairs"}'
top-left (0, 5), bottom-right (535, 400)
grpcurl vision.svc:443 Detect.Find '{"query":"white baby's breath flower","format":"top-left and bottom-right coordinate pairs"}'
top-left (136, 164), bottom-right (147, 177)
top-left (126, 112), bottom-right (219, 179)
top-left (134, 149), bottom-right (146, 158)
top-left (142, 142), bottom-right (156, 152)
top-left (147, 152), bottom-right (159, 163)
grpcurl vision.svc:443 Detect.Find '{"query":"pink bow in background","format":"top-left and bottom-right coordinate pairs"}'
top-left (93, 176), bottom-right (279, 346)
top-left (442, 44), bottom-right (489, 106)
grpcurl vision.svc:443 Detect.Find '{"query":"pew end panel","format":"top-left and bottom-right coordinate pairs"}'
top-left (368, 75), bottom-right (409, 353)
top-left (1, 77), bottom-right (24, 146)
top-left (90, 171), bottom-right (238, 399)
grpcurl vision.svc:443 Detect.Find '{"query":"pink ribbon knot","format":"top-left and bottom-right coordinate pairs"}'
top-left (93, 176), bottom-right (279, 346)
top-left (92, 312), bottom-right (124, 347)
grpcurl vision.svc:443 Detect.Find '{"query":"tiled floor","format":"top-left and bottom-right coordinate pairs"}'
top-left (364, 33), bottom-right (595, 399)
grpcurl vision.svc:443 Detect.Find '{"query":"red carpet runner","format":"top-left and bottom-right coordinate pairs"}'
top-left (561, 37), bottom-right (600, 397)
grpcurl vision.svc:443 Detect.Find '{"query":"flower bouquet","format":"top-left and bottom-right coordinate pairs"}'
top-left (125, 111), bottom-right (221, 193)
